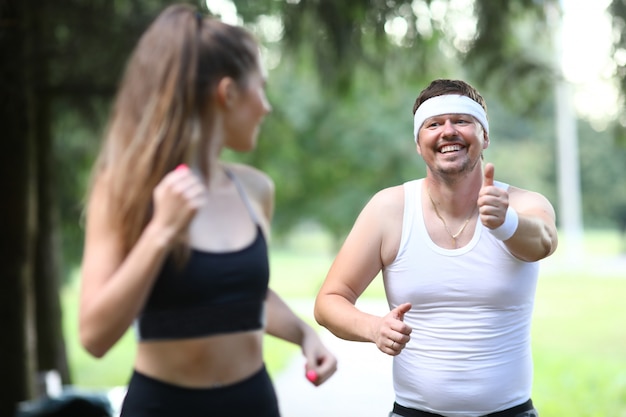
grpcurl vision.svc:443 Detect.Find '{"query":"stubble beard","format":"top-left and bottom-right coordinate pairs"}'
top-left (430, 151), bottom-right (483, 186)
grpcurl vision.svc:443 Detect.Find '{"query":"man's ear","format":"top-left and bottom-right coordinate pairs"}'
top-left (216, 77), bottom-right (237, 109)
top-left (482, 131), bottom-right (490, 150)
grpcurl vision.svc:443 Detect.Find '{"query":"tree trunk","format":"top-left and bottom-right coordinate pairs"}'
top-left (34, 94), bottom-right (72, 389)
top-left (31, 0), bottom-right (72, 387)
top-left (0, 0), bottom-right (39, 414)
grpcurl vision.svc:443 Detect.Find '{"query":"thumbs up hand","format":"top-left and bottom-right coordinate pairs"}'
top-left (483, 161), bottom-right (495, 187)
top-left (478, 163), bottom-right (509, 230)
top-left (374, 302), bottom-right (412, 356)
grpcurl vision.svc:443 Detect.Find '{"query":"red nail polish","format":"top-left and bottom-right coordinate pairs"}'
top-left (306, 370), bottom-right (318, 383)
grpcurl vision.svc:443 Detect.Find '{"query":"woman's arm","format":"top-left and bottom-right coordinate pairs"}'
top-left (265, 290), bottom-right (338, 385)
top-left (79, 167), bottom-right (205, 357)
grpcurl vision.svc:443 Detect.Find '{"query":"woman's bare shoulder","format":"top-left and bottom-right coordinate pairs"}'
top-left (225, 162), bottom-right (274, 195)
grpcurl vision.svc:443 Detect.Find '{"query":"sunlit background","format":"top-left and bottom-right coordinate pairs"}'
top-left (207, 0), bottom-right (619, 128)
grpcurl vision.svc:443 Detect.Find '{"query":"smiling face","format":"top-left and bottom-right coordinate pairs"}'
top-left (416, 112), bottom-right (489, 178)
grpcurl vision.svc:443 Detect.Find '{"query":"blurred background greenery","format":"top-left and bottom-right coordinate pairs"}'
top-left (3, 0), bottom-right (626, 415)
top-left (49, 0), bottom-right (626, 273)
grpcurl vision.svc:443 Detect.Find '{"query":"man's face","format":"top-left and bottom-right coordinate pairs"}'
top-left (416, 113), bottom-right (489, 178)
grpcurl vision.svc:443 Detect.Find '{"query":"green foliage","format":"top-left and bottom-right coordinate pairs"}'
top-left (44, 0), bottom-right (170, 93)
top-left (468, 0), bottom-right (557, 113)
top-left (51, 0), bottom-right (626, 269)
top-left (577, 122), bottom-right (626, 228)
top-left (238, 0), bottom-right (419, 93)
top-left (53, 99), bottom-right (109, 280)
top-left (607, 0), bottom-right (626, 145)
top-left (235, 0), bottom-right (559, 108)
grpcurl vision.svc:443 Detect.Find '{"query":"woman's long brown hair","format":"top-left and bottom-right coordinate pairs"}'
top-left (86, 4), bottom-right (260, 258)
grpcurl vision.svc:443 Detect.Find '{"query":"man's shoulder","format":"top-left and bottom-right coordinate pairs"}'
top-left (369, 183), bottom-right (409, 213)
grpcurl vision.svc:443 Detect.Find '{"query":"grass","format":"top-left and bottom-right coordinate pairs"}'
top-left (62, 228), bottom-right (626, 415)
top-left (532, 274), bottom-right (626, 416)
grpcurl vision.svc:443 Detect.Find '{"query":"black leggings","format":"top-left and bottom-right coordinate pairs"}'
top-left (120, 365), bottom-right (280, 417)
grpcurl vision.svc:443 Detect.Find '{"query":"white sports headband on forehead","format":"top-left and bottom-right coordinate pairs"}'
top-left (413, 94), bottom-right (489, 142)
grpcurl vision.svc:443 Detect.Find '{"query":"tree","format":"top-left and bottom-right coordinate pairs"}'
top-left (229, 0), bottom-right (560, 243)
top-left (0, 0), bottom-right (170, 414)
top-left (232, 0), bottom-right (556, 105)
top-left (610, 0), bottom-right (626, 147)
top-left (1, 2), bottom-right (45, 414)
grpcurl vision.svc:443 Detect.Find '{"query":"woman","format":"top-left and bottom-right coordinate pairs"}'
top-left (78, 4), bottom-right (337, 416)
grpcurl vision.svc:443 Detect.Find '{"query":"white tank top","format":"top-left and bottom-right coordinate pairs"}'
top-left (382, 179), bottom-right (539, 417)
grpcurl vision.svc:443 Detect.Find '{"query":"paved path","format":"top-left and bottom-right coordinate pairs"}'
top-left (274, 299), bottom-right (395, 417)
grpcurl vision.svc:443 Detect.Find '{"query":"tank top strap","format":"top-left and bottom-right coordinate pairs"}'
top-left (397, 179), bottom-right (421, 253)
top-left (225, 168), bottom-right (261, 225)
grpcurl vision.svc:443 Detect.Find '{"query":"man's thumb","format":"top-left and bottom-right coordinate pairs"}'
top-left (483, 162), bottom-right (495, 187)
top-left (393, 302), bottom-right (412, 321)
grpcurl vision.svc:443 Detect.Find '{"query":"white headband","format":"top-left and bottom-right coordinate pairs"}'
top-left (413, 94), bottom-right (489, 142)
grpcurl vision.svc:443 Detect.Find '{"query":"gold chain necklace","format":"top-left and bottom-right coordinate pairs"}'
top-left (427, 187), bottom-right (476, 248)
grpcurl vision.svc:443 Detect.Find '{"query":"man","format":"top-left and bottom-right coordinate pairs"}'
top-left (314, 79), bottom-right (558, 417)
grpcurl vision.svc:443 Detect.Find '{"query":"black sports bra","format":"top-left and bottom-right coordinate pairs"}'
top-left (134, 170), bottom-right (269, 341)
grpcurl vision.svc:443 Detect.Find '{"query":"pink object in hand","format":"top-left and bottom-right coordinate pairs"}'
top-left (306, 370), bottom-right (318, 383)
top-left (175, 164), bottom-right (188, 171)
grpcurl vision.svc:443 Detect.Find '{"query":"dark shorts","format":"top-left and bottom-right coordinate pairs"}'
top-left (120, 365), bottom-right (280, 417)
top-left (390, 399), bottom-right (538, 417)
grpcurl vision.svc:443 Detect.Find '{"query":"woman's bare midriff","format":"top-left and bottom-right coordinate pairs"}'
top-left (134, 330), bottom-right (264, 388)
